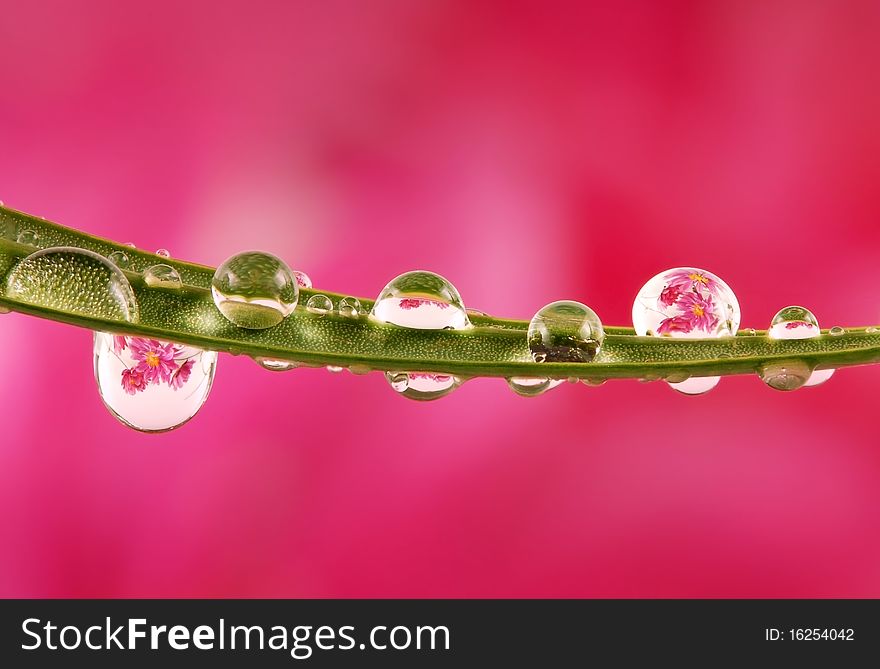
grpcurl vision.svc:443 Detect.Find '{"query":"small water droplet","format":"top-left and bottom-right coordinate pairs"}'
top-left (829, 326), bottom-right (845, 336)
top-left (633, 267), bottom-right (739, 395)
top-left (467, 307), bottom-right (489, 317)
top-left (255, 357), bottom-right (298, 372)
top-left (108, 250), bottom-right (130, 268)
top-left (760, 360), bottom-right (811, 392)
top-left (866, 326), bottom-right (880, 334)
top-left (528, 300), bottom-right (604, 363)
top-left (385, 371), bottom-right (459, 401)
top-left (143, 264), bottom-right (182, 289)
top-left (371, 270), bottom-right (469, 329)
top-left (326, 365), bottom-right (344, 373)
top-left (665, 372), bottom-right (691, 384)
top-left (349, 364), bottom-right (371, 375)
top-left (5, 247), bottom-right (139, 322)
top-left (506, 376), bottom-right (563, 397)
top-left (767, 305), bottom-right (834, 387)
top-left (581, 377), bottom-right (606, 387)
top-left (742, 328), bottom-right (757, 336)
top-left (124, 242), bottom-right (136, 248)
top-left (338, 296), bottom-right (362, 318)
top-left (16, 229), bottom-right (38, 245)
top-left (306, 294), bottom-right (333, 315)
top-left (0, 305), bottom-right (11, 315)
top-left (293, 270), bottom-right (312, 288)
top-left (211, 251), bottom-right (298, 329)
top-left (156, 248), bottom-right (171, 258)
top-left (94, 333), bottom-right (217, 432)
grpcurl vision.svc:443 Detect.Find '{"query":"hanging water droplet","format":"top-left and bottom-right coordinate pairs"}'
top-left (306, 294), bottom-right (333, 315)
top-left (385, 371), bottom-right (460, 401)
top-left (293, 270), bottom-right (312, 288)
top-left (767, 305), bottom-right (834, 387)
top-left (16, 229), bottom-right (38, 245)
top-left (669, 377), bottom-right (720, 395)
top-left (5, 247), bottom-right (139, 322)
top-left (506, 376), bottom-right (563, 397)
top-left (108, 250), bottom-right (130, 268)
top-left (665, 372), bottom-right (691, 384)
top-left (633, 267), bottom-right (740, 395)
top-left (349, 364), bottom-right (371, 375)
top-left (326, 365), bottom-right (344, 373)
top-left (93, 333), bottom-right (217, 432)
top-left (211, 251), bottom-right (298, 329)
top-left (581, 378), bottom-right (606, 387)
top-left (527, 300), bottom-right (604, 363)
top-left (0, 305), bottom-right (11, 315)
top-left (255, 357), bottom-right (298, 372)
top-left (143, 264), bottom-right (182, 289)
top-left (760, 360), bottom-right (811, 392)
top-left (338, 296), bottom-right (362, 318)
top-left (371, 270), bottom-right (469, 329)
top-left (156, 248), bottom-right (171, 258)
top-left (829, 326), bottom-right (845, 336)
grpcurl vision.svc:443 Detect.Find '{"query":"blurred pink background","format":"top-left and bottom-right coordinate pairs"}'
top-left (2, 0), bottom-right (880, 597)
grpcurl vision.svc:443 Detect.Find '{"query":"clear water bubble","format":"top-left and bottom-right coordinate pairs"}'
top-left (326, 365), bottom-right (344, 373)
top-left (93, 333), bottom-right (217, 432)
top-left (143, 263), bottom-right (182, 289)
top-left (156, 248), bottom-right (171, 258)
top-left (255, 357), bottom-right (298, 372)
top-left (527, 300), bottom-right (604, 363)
top-left (767, 305), bottom-right (834, 387)
top-left (16, 229), bottom-right (38, 245)
top-left (506, 376), bottom-right (563, 397)
top-left (306, 294), bottom-right (333, 315)
top-left (829, 326), bottom-right (845, 336)
top-left (760, 360), bottom-right (811, 392)
top-left (293, 270), bottom-right (312, 288)
top-left (371, 270), bottom-right (469, 330)
top-left (633, 267), bottom-right (740, 395)
top-left (108, 250), bottom-right (130, 268)
top-left (5, 247), bottom-right (139, 322)
top-left (338, 296), bottom-right (362, 318)
top-left (385, 371), bottom-right (460, 401)
top-left (211, 251), bottom-right (298, 329)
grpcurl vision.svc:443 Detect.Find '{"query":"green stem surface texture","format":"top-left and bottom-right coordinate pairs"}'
top-left (1, 205), bottom-right (877, 380)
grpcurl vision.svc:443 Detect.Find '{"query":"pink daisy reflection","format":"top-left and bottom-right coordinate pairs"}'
top-left (665, 269), bottom-right (718, 293)
top-left (129, 338), bottom-right (179, 384)
top-left (657, 315), bottom-right (694, 335)
top-left (121, 368), bottom-right (147, 395)
top-left (676, 291), bottom-right (719, 333)
top-left (169, 359), bottom-right (194, 390)
top-left (659, 285), bottom-right (682, 306)
top-left (398, 298), bottom-right (449, 310)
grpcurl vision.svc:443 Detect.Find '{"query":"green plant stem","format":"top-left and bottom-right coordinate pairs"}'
top-left (1, 204), bottom-right (878, 380)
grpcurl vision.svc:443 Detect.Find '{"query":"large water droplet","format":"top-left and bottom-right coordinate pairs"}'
top-left (143, 263), bottom-right (182, 289)
top-left (338, 296), bottom-right (362, 318)
top-left (385, 371), bottom-right (460, 401)
top-left (306, 294), bottom-right (333, 315)
top-left (760, 360), bottom-right (811, 392)
top-left (212, 251), bottom-right (298, 329)
top-left (506, 376), bottom-right (563, 397)
top-left (767, 305), bottom-right (834, 387)
top-left (293, 270), bottom-right (312, 288)
top-left (16, 229), bottom-right (38, 245)
top-left (527, 300), bottom-right (604, 363)
top-left (633, 267), bottom-right (740, 394)
top-left (371, 271), bottom-right (469, 329)
top-left (94, 333), bottom-right (217, 432)
top-left (5, 247), bottom-right (139, 322)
